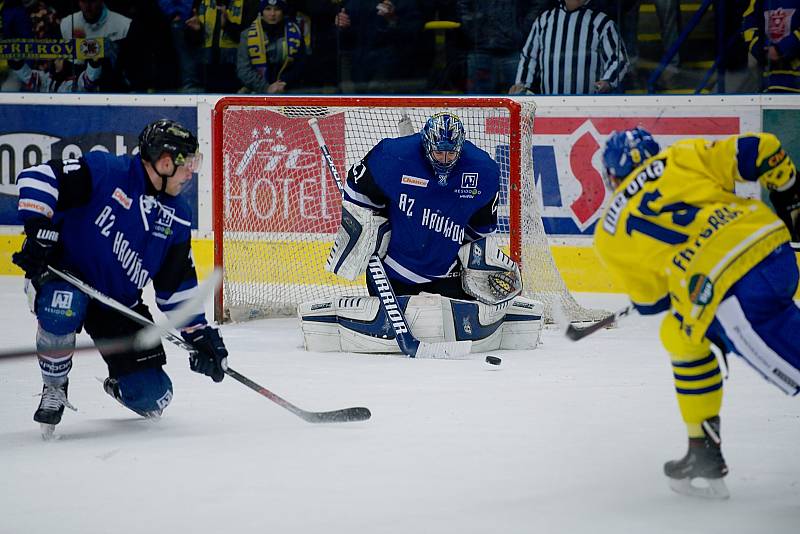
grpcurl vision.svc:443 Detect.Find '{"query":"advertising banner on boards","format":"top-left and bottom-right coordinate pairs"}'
top-left (529, 109), bottom-right (760, 236)
top-left (0, 105), bottom-right (197, 227)
top-left (220, 106), bottom-right (759, 238)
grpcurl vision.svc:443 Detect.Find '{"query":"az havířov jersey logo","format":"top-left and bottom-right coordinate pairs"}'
top-left (51, 290), bottom-right (73, 310)
top-left (456, 172), bottom-right (480, 199)
top-left (153, 205), bottom-right (176, 238)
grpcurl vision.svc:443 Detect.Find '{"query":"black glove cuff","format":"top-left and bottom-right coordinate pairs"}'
top-left (23, 216), bottom-right (59, 242)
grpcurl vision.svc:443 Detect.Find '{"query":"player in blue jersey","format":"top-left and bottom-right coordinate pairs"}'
top-left (301, 112), bottom-right (543, 355)
top-left (327, 112), bottom-right (521, 302)
top-left (12, 119), bottom-right (229, 438)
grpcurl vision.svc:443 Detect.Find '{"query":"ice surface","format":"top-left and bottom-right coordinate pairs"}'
top-left (1, 277), bottom-right (798, 534)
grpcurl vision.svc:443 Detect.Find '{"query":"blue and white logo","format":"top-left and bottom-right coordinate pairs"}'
top-left (461, 173), bottom-right (478, 188)
top-left (51, 290), bottom-right (73, 310)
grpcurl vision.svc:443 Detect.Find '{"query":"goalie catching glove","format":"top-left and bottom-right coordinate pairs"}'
top-left (458, 236), bottom-right (522, 305)
top-left (182, 325), bottom-right (228, 383)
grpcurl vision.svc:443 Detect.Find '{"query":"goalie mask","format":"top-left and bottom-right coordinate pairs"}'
top-left (602, 127), bottom-right (660, 189)
top-left (138, 119), bottom-right (202, 178)
top-left (421, 112), bottom-right (466, 179)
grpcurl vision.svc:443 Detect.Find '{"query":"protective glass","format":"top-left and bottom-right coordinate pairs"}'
top-left (174, 151), bottom-right (203, 173)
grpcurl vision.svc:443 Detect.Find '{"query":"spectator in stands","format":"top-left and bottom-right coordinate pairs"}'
top-left (722, 0), bottom-right (760, 93)
top-left (595, 1), bottom-right (679, 88)
top-left (157, 0), bottom-right (202, 92)
top-left (11, 57), bottom-right (102, 92)
top-left (1, 0), bottom-right (33, 90)
top-left (60, 0), bottom-right (131, 91)
top-left (510, 0), bottom-right (628, 94)
top-left (237, 0), bottom-right (307, 93)
top-left (29, 1), bottom-right (61, 39)
top-left (187, 0), bottom-right (260, 93)
top-left (334, 0), bottom-right (425, 93)
top-left (456, 1), bottom-right (551, 94)
top-left (743, 0), bottom-right (800, 93)
top-left (292, 0), bottom-right (341, 90)
top-left (119, 0), bottom-right (181, 92)
top-left (27, 1), bottom-right (62, 75)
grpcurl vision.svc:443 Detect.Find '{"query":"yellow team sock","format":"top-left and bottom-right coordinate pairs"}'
top-left (671, 351), bottom-right (723, 438)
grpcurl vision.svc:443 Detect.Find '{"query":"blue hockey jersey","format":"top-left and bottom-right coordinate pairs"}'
top-left (344, 133), bottom-right (500, 284)
top-left (16, 151), bottom-right (206, 327)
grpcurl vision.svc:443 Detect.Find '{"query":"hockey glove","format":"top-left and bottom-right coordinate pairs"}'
top-left (770, 182), bottom-right (800, 242)
top-left (12, 217), bottom-right (60, 287)
top-left (182, 326), bottom-right (228, 383)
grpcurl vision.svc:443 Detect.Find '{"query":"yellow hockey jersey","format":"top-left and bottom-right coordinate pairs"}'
top-left (594, 133), bottom-right (794, 342)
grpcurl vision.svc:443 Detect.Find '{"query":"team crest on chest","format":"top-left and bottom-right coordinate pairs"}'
top-left (154, 205), bottom-right (175, 238)
top-left (455, 172), bottom-right (480, 198)
top-left (766, 8), bottom-right (796, 41)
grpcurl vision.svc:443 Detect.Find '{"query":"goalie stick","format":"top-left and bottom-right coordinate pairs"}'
top-left (308, 117), bottom-right (471, 359)
top-left (48, 267), bottom-right (372, 424)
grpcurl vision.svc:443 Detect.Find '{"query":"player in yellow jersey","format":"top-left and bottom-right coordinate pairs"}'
top-left (595, 127), bottom-right (800, 499)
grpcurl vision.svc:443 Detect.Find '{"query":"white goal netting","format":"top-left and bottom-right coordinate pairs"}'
top-left (213, 97), bottom-right (607, 323)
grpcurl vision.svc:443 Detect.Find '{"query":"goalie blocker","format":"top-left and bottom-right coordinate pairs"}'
top-left (299, 293), bottom-right (543, 354)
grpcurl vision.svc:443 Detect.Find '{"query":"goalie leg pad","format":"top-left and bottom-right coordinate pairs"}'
top-left (500, 296), bottom-right (544, 350)
top-left (299, 295), bottom-right (445, 353)
top-left (446, 295), bottom-right (543, 351)
top-left (300, 294), bottom-right (543, 353)
top-left (325, 200), bottom-right (390, 281)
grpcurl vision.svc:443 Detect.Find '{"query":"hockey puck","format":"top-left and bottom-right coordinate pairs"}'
top-left (485, 355), bottom-right (502, 366)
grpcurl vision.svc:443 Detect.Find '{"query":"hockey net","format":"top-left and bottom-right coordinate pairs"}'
top-left (212, 96), bottom-right (607, 323)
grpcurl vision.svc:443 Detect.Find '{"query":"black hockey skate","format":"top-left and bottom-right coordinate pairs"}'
top-left (103, 378), bottom-right (162, 419)
top-left (664, 416), bottom-right (730, 499)
top-left (34, 380), bottom-right (76, 440)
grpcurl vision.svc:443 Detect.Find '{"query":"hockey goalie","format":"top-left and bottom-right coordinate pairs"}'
top-left (299, 112), bottom-right (543, 354)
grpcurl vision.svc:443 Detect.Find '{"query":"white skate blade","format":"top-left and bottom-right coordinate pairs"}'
top-left (414, 340), bottom-right (472, 359)
top-left (40, 423), bottom-right (58, 441)
top-left (668, 477), bottom-right (730, 500)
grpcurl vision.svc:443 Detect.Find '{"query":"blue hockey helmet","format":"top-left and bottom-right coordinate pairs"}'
top-left (421, 112), bottom-right (466, 175)
top-left (602, 127), bottom-right (660, 188)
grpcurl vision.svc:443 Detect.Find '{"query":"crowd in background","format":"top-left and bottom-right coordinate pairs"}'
top-left (0, 0), bottom-right (795, 95)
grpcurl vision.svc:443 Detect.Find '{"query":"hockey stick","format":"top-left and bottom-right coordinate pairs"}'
top-left (0, 268), bottom-right (223, 360)
top-left (308, 117), bottom-right (471, 359)
top-left (48, 267), bottom-right (371, 424)
top-left (563, 304), bottom-right (634, 341)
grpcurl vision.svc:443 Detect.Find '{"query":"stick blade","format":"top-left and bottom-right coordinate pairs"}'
top-left (414, 340), bottom-right (472, 359)
top-left (564, 315), bottom-right (614, 341)
top-left (303, 407), bottom-right (372, 423)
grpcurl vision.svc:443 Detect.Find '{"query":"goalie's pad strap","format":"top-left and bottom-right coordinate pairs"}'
top-left (458, 235), bottom-right (522, 305)
top-left (325, 200), bottom-right (390, 280)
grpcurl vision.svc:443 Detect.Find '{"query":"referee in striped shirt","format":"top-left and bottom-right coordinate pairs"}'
top-left (510, 0), bottom-right (629, 94)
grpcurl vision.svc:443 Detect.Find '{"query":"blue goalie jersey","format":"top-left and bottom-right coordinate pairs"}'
top-left (16, 151), bottom-right (206, 327)
top-left (343, 134), bottom-right (500, 284)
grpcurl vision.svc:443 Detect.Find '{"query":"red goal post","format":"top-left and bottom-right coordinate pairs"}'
top-left (212, 96), bottom-right (605, 323)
